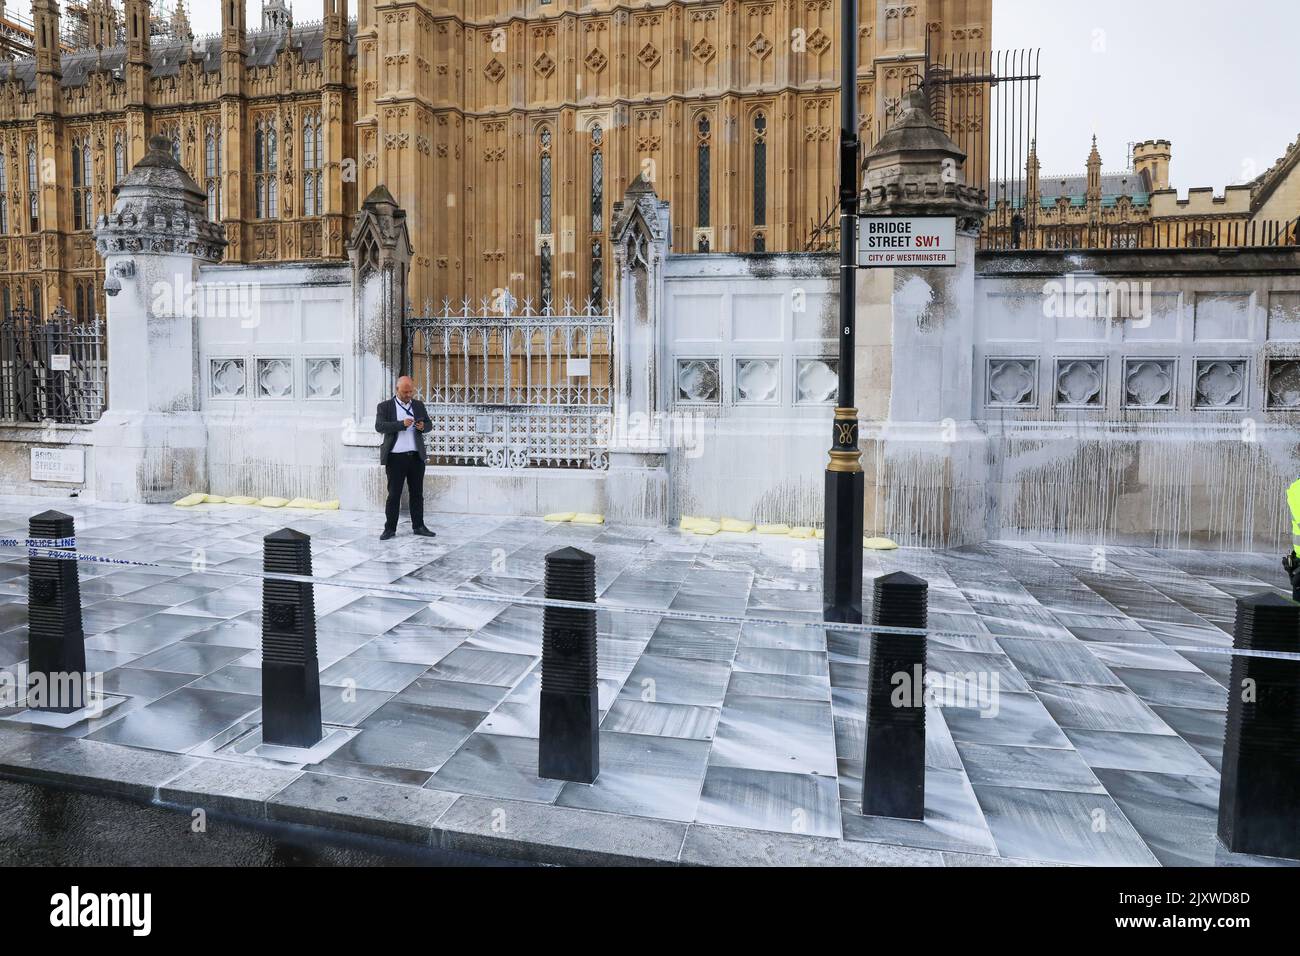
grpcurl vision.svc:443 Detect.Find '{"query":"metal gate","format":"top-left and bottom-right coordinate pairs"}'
top-left (0, 306), bottom-right (107, 424)
top-left (405, 298), bottom-right (612, 470)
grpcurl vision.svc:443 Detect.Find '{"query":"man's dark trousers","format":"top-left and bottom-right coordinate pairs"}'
top-left (385, 451), bottom-right (425, 533)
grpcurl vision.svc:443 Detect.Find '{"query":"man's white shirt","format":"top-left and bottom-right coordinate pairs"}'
top-left (393, 396), bottom-right (418, 453)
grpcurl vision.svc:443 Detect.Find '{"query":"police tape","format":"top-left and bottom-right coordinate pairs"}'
top-left (1, 537), bottom-right (79, 550)
top-left (4, 539), bottom-right (1300, 660)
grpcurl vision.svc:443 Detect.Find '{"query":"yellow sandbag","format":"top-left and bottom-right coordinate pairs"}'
top-left (691, 520), bottom-right (721, 536)
top-left (225, 495), bottom-right (258, 506)
top-left (310, 499), bottom-right (340, 510)
top-left (285, 497), bottom-right (317, 509)
top-left (258, 496), bottom-right (289, 508)
top-left (864, 536), bottom-right (899, 550)
top-left (679, 515), bottom-right (707, 531)
top-left (173, 493), bottom-right (207, 507)
top-left (788, 526), bottom-right (814, 539)
top-left (203, 494), bottom-right (227, 504)
top-left (572, 513), bottom-right (604, 525)
top-left (814, 529), bottom-right (825, 539)
top-left (720, 517), bottom-right (754, 533)
top-left (757, 523), bottom-right (790, 535)
top-left (544, 512), bottom-right (576, 523)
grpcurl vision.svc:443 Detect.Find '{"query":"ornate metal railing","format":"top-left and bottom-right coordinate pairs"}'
top-left (0, 306), bottom-right (107, 424)
top-left (405, 298), bottom-right (613, 470)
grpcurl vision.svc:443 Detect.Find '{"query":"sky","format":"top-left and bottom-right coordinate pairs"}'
top-left (17, 0), bottom-right (1299, 194)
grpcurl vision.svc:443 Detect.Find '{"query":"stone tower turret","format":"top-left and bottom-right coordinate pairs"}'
top-left (1133, 139), bottom-right (1172, 191)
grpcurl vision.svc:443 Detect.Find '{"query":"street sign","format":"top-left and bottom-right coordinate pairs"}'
top-left (31, 447), bottom-right (84, 483)
top-left (857, 216), bottom-right (957, 267)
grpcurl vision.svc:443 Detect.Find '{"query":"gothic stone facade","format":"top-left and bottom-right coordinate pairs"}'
top-left (0, 0), bottom-right (990, 316)
top-left (0, 0), bottom-right (354, 320)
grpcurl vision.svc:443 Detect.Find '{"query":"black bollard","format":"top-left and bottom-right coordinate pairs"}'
top-left (862, 571), bottom-right (928, 820)
top-left (1217, 591), bottom-right (1300, 859)
top-left (26, 511), bottom-right (87, 712)
top-left (260, 528), bottom-right (322, 748)
top-left (539, 546), bottom-right (599, 783)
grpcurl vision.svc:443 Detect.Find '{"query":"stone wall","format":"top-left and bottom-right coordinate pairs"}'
top-left (197, 261), bottom-right (352, 501)
top-left (662, 252), bottom-right (838, 526)
top-left (973, 247), bottom-right (1300, 551)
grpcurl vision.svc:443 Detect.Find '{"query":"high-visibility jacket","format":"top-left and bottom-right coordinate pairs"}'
top-left (1289, 478), bottom-right (1300, 558)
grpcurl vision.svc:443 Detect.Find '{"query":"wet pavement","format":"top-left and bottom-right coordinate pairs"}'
top-left (0, 493), bottom-right (1297, 866)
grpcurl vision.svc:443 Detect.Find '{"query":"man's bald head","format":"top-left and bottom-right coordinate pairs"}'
top-left (396, 376), bottom-right (415, 401)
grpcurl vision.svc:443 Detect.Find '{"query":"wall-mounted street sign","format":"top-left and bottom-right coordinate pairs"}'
top-left (857, 216), bottom-right (957, 268)
top-left (31, 447), bottom-right (84, 483)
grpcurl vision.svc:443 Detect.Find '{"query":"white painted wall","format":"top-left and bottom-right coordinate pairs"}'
top-left (974, 258), bottom-right (1300, 550)
top-left (662, 254), bottom-right (839, 525)
top-left (196, 261), bottom-right (352, 500)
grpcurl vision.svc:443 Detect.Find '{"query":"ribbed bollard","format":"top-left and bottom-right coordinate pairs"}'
top-left (260, 528), bottom-right (322, 748)
top-left (1217, 592), bottom-right (1300, 859)
top-left (862, 571), bottom-right (928, 820)
top-left (26, 510), bottom-right (86, 712)
top-left (538, 546), bottom-right (599, 783)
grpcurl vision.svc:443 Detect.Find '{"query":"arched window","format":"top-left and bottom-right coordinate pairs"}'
top-left (303, 111), bottom-right (323, 217)
top-left (114, 130), bottom-right (126, 183)
top-left (539, 125), bottom-right (553, 235)
top-left (30, 281), bottom-right (41, 317)
top-left (254, 118), bottom-right (278, 219)
top-left (204, 122), bottom-right (221, 222)
top-left (0, 154), bottom-right (8, 235)
top-left (71, 136), bottom-right (92, 231)
top-left (157, 122), bottom-right (181, 164)
top-left (589, 125), bottom-right (603, 305)
top-left (752, 112), bottom-right (768, 252)
top-left (77, 278), bottom-right (95, 320)
top-left (696, 114), bottom-right (711, 239)
top-left (589, 124), bottom-right (603, 234)
top-left (539, 125), bottom-right (553, 302)
top-left (26, 140), bottom-right (38, 232)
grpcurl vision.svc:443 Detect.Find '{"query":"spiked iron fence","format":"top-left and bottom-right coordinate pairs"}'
top-left (404, 297), bottom-right (613, 470)
top-left (803, 46), bottom-right (1040, 253)
top-left (0, 306), bottom-right (107, 424)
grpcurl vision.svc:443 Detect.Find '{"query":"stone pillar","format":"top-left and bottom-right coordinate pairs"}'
top-left (338, 185), bottom-right (413, 510)
top-left (856, 89), bottom-right (990, 547)
top-left (92, 134), bottom-right (227, 503)
top-left (605, 175), bottom-right (672, 525)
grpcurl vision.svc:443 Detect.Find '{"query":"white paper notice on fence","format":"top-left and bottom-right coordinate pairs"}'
top-left (567, 358), bottom-right (591, 378)
top-left (31, 447), bottom-right (85, 483)
top-left (857, 216), bottom-right (957, 267)
top-left (50, 354), bottom-right (71, 371)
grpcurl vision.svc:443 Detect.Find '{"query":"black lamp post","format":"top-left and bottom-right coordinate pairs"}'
top-left (823, 0), bottom-right (864, 624)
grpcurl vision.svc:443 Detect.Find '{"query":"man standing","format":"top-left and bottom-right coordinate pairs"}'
top-left (375, 375), bottom-right (436, 540)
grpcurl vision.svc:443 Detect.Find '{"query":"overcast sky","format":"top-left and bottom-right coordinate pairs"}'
top-left (18, 0), bottom-right (1299, 193)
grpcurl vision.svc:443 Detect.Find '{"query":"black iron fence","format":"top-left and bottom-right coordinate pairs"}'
top-left (803, 44), bottom-right (1041, 253)
top-left (981, 215), bottom-right (1300, 252)
top-left (0, 307), bottom-right (107, 424)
